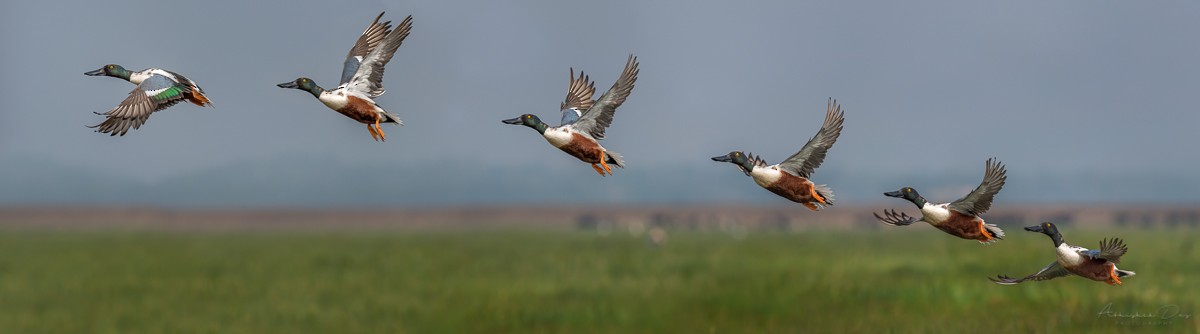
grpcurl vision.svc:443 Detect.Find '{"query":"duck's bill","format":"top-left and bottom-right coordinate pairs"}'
top-left (883, 190), bottom-right (904, 198)
top-left (276, 81), bottom-right (299, 89)
top-left (501, 117), bottom-right (523, 125)
top-left (711, 155), bottom-right (733, 162)
top-left (84, 68), bottom-right (105, 76)
top-left (1024, 225), bottom-right (1045, 233)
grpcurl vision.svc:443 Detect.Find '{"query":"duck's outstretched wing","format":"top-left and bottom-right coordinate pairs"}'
top-left (1081, 238), bottom-right (1128, 263)
top-left (346, 14), bottom-right (413, 98)
top-left (990, 261), bottom-right (1071, 285)
top-left (571, 55), bottom-right (638, 140)
top-left (874, 209), bottom-right (919, 226)
top-left (88, 74), bottom-right (187, 136)
top-left (559, 68), bottom-right (595, 126)
top-left (948, 158), bottom-right (1007, 216)
top-left (777, 98), bottom-right (845, 178)
top-left (340, 12), bottom-right (393, 85)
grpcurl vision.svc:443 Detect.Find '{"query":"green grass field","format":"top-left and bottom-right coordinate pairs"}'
top-left (0, 227), bottom-right (1195, 333)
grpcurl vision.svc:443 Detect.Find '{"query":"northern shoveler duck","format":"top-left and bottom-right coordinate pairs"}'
top-left (710, 99), bottom-right (845, 211)
top-left (875, 158), bottom-right (1007, 243)
top-left (502, 55), bottom-right (639, 176)
top-left (85, 64), bottom-right (212, 136)
top-left (278, 12), bottom-right (413, 142)
top-left (990, 222), bottom-right (1135, 285)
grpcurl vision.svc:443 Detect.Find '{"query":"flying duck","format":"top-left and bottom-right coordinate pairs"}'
top-left (278, 12), bottom-right (413, 141)
top-left (711, 99), bottom-right (845, 211)
top-left (875, 158), bottom-right (1007, 243)
top-left (85, 64), bottom-right (212, 136)
top-left (502, 55), bottom-right (640, 176)
top-left (990, 222), bottom-right (1135, 285)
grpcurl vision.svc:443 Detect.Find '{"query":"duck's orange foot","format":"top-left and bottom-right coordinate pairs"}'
top-left (1109, 266), bottom-right (1123, 286)
top-left (374, 119), bottom-right (387, 142)
top-left (811, 189), bottom-right (827, 205)
top-left (599, 151), bottom-right (613, 175)
top-left (802, 202), bottom-right (819, 211)
top-left (977, 220), bottom-right (994, 242)
top-left (367, 124), bottom-right (380, 141)
top-left (591, 164), bottom-right (606, 176)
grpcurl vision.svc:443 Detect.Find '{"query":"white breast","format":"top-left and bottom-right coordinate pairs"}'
top-left (749, 165), bottom-right (783, 187)
top-left (919, 203), bottom-right (952, 225)
top-left (129, 70), bottom-right (153, 85)
top-left (318, 90), bottom-right (349, 110)
top-left (1055, 243), bottom-right (1086, 266)
top-left (543, 127), bottom-right (575, 148)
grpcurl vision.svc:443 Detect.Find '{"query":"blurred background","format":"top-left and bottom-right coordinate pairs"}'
top-left (1, 1), bottom-right (1197, 332)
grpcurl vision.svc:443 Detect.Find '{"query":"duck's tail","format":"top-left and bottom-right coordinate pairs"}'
top-left (186, 87), bottom-right (213, 108)
top-left (1116, 268), bottom-right (1136, 278)
top-left (813, 184), bottom-right (834, 206)
top-left (381, 111), bottom-right (404, 125)
top-left (605, 150), bottom-right (625, 169)
top-left (984, 223), bottom-right (1005, 241)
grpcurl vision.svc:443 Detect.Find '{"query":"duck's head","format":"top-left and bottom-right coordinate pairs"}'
top-left (277, 77), bottom-right (323, 97)
top-left (884, 187), bottom-right (927, 208)
top-left (712, 151), bottom-right (757, 176)
top-left (502, 114), bottom-right (548, 134)
top-left (1025, 222), bottom-right (1064, 246)
top-left (85, 64), bottom-right (131, 80)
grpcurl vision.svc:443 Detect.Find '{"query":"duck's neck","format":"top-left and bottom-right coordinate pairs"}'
top-left (528, 121), bottom-right (548, 134)
top-left (304, 84), bottom-right (325, 99)
top-left (1047, 233), bottom-right (1065, 247)
top-left (910, 196), bottom-right (928, 209)
top-left (113, 69), bottom-right (134, 82)
top-left (738, 160), bottom-right (757, 175)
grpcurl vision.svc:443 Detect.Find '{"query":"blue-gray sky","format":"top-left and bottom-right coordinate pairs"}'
top-left (1, 1), bottom-right (1198, 206)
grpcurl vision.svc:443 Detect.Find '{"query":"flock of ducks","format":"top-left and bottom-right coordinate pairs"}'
top-left (83, 12), bottom-right (1134, 286)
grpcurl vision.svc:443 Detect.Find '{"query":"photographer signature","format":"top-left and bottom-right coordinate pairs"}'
top-left (1097, 303), bottom-right (1193, 321)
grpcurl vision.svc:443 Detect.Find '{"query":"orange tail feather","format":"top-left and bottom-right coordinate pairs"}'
top-left (187, 89), bottom-right (211, 107)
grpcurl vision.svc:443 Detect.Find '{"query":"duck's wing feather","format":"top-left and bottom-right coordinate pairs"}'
top-left (571, 55), bottom-right (638, 139)
top-left (88, 74), bottom-right (188, 136)
top-left (777, 98), bottom-right (845, 178)
top-left (346, 15), bottom-right (413, 98)
top-left (1081, 238), bottom-right (1128, 263)
top-left (559, 68), bottom-right (596, 126)
top-left (874, 209), bottom-right (919, 226)
top-left (948, 158), bottom-right (1007, 216)
top-left (990, 261), bottom-right (1071, 285)
top-left (340, 12), bottom-right (393, 85)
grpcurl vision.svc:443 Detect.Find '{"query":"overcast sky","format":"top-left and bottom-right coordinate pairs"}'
top-left (1, 1), bottom-right (1198, 206)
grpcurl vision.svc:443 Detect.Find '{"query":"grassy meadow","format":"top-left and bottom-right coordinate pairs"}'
top-left (0, 226), bottom-right (1196, 333)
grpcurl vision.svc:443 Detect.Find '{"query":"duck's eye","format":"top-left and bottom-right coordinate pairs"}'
top-left (525, 115), bottom-right (531, 119)
top-left (107, 65), bottom-right (114, 69)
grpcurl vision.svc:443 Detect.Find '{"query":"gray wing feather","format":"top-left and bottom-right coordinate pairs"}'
top-left (1084, 238), bottom-right (1128, 263)
top-left (990, 261), bottom-right (1072, 285)
top-left (346, 15), bottom-right (412, 98)
top-left (88, 75), bottom-right (185, 136)
top-left (561, 68), bottom-right (596, 112)
top-left (571, 55), bottom-right (638, 140)
top-left (948, 158), bottom-right (1007, 216)
top-left (777, 98), bottom-right (845, 178)
top-left (874, 209), bottom-right (919, 226)
top-left (341, 12), bottom-right (392, 85)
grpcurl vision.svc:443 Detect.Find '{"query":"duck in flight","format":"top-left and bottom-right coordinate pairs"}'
top-left (503, 55), bottom-right (640, 176)
top-left (990, 222), bottom-right (1135, 285)
top-left (85, 64), bottom-right (212, 136)
top-left (278, 12), bottom-right (413, 141)
top-left (875, 158), bottom-right (1007, 243)
top-left (711, 99), bottom-right (845, 211)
